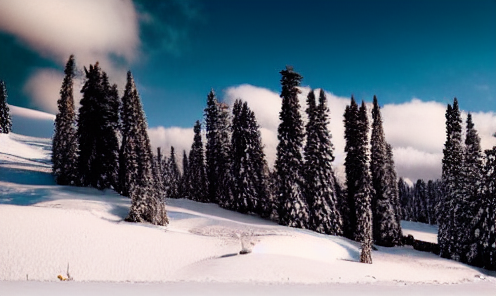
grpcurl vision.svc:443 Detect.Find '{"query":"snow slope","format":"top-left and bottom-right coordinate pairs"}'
top-left (0, 107), bottom-right (495, 295)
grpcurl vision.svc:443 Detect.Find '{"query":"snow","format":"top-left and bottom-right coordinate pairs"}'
top-left (0, 107), bottom-right (495, 294)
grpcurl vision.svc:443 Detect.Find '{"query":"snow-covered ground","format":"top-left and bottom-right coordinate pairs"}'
top-left (0, 106), bottom-right (495, 295)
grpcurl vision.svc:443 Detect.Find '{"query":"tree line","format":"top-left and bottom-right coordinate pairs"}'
top-left (50, 58), bottom-right (495, 269)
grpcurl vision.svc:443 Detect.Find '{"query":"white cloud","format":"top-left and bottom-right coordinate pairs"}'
top-left (0, 0), bottom-right (139, 65)
top-left (22, 69), bottom-right (63, 114)
top-left (148, 126), bottom-right (194, 159)
top-left (0, 0), bottom-right (140, 113)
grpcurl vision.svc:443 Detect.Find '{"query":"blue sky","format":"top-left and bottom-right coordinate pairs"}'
top-left (0, 0), bottom-right (494, 129)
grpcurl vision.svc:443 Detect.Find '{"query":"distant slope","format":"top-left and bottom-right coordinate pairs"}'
top-left (9, 105), bottom-right (55, 138)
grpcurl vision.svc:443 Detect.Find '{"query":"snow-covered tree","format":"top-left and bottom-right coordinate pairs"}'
top-left (204, 90), bottom-right (232, 206)
top-left (188, 120), bottom-right (208, 202)
top-left (462, 113), bottom-right (484, 264)
top-left (120, 71), bottom-right (168, 226)
top-left (275, 66), bottom-right (309, 228)
top-left (439, 98), bottom-right (464, 260)
top-left (230, 99), bottom-right (270, 216)
top-left (370, 96), bottom-right (402, 246)
top-left (99, 72), bottom-right (120, 190)
top-left (303, 89), bottom-right (342, 235)
top-left (178, 150), bottom-right (190, 199)
top-left (52, 55), bottom-right (78, 185)
top-left (0, 80), bottom-right (12, 134)
top-left (343, 97), bottom-right (360, 239)
top-left (356, 101), bottom-right (373, 263)
top-left (479, 147), bottom-right (496, 269)
top-left (166, 146), bottom-right (181, 199)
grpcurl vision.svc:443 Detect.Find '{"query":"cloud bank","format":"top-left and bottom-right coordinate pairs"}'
top-left (0, 0), bottom-right (140, 113)
top-left (149, 84), bottom-right (496, 183)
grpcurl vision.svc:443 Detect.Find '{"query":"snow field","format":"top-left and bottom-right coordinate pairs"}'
top-left (0, 108), bottom-right (495, 294)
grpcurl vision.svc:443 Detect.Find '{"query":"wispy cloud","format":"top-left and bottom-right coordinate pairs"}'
top-left (0, 0), bottom-right (140, 113)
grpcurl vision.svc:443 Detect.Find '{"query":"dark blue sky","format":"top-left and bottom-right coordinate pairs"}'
top-left (0, 0), bottom-right (494, 128)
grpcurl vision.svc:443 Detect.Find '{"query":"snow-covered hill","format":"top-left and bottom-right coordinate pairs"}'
top-left (0, 107), bottom-right (495, 295)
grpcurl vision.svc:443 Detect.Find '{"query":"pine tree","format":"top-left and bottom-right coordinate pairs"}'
top-left (178, 150), bottom-right (190, 199)
top-left (439, 98), bottom-right (464, 260)
top-left (120, 71), bottom-right (168, 226)
top-left (77, 63), bottom-right (104, 187)
top-left (77, 63), bottom-right (120, 190)
top-left (480, 147), bottom-right (496, 270)
top-left (413, 179), bottom-right (428, 223)
top-left (398, 177), bottom-right (412, 221)
top-left (52, 55), bottom-right (78, 185)
top-left (370, 96), bottom-right (402, 246)
top-left (463, 114), bottom-right (484, 265)
top-left (275, 66), bottom-right (309, 228)
top-left (303, 89), bottom-right (342, 235)
top-left (386, 143), bottom-right (403, 241)
top-left (0, 80), bottom-right (12, 134)
top-left (167, 146), bottom-right (181, 199)
top-left (356, 101), bottom-right (373, 263)
top-left (204, 90), bottom-right (232, 206)
top-left (343, 97), bottom-right (360, 239)
top-left (99, 72), bottom-right (120, 190)
top-left (188, 120), bottom-right (208, 202)
top-left (230, 100), bottom-right (269, 215)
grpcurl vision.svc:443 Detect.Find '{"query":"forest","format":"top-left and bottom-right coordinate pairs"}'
top-left (2, 55), bottom-right (494, 270)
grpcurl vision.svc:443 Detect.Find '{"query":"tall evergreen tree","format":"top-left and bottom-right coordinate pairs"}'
top-left (343, 97), bottom-right (360, 239)
top-left (52, 55), bottom-right (78, 185)
top-left (230, 100), bottom-right (270, 215)
top-left (303, 89), bottom-right (342, 235)
top-left (0, 80), bottom-right (12, 134)
top-left (167, 146), bottom-right (181, 199)
top-left (120, 71), bottom-right (168, 226)
top-left (439, 98), bottom-right (464, 260)
top-left (386, 143), bottom-right (403, 241)
top-left (188, 120), bottom-right (208, 202)
top-left (99, 72), bottom-right (120, 190)
top-left (480, 147), bottom-right (496, 269)
top-left (356, 101), bottom-right (373, 263)
top-left (463, 114), bottom-right (484, 264)
top-left (204, 90), bottom-right (232, 206)
top-left (77, 63), bottom-right (104, 187)
top-left (370, 96), bottom-right (402, 246)
top-left (275, 66), bottom-right (309, 228)
top-left (178, 150), bottom-right (190, 199)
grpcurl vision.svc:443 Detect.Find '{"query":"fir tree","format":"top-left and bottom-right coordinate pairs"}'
top-left (77, 63), bottom-right (104, 187)
top-left (356, 101), bottom-right (373, 263)
top-left (463, 114), bottom-right (484, 265)
top-left (0, 80), bottom-right (12, 134)
top-left (120, 71), bottom-right (168, 226)
top-left (386, 143), bottom-right (403, 241)
top-left (303, 89), bottom-right (342, 235)
top-left (230, 100), bottom-right (270, 216)
top-left (343, 97), bottom-right (360, 239)
top-left (178, 150), bottom-right (190, 199)
top-left (99, 72), bottom-right (120, 190)
top-left (204, 90), bottom-right (232, 206)
top-left (398, 177), bottom-right (412, 221)
top-left (439, 98), bottom-right (464, 260)
top-left (275, 66), bottom-right (309, 228)
top-left (370, 96), bottom-right (402, 246)
top-left (480, 147), bottom-right (496, 270)
top-left (167, 146), bottom-right (181, 199)
top-left (188, 120), bottom-right (208, 202)
top-left (52, 55), bottom-right (78, 185)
